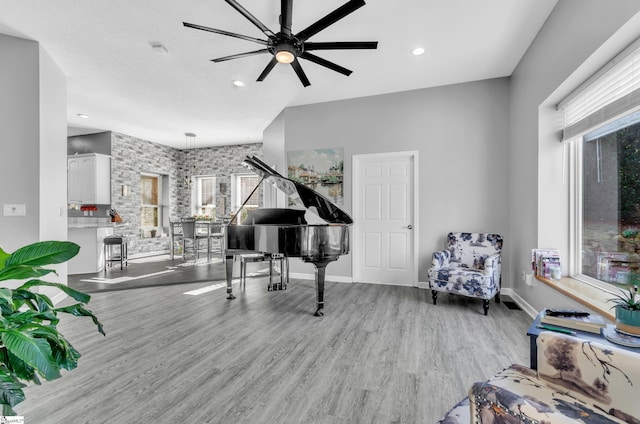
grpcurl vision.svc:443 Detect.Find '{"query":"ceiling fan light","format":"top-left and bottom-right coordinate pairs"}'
top-left (275, 50), bottom-right (295, 64)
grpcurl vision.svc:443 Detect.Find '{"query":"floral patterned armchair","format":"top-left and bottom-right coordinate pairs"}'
top-left (438, 331), bottom-right (640, 424)
top-left (427, 232), bottom-right (503, 315)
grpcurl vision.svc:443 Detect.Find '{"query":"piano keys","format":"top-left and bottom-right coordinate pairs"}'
top-left (224, 156), bottom-right (352, 316)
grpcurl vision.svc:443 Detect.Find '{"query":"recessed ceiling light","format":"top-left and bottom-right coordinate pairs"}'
top-left (232, 80), bottom-right (246, 87)
top-left (412, 47), bottom-right (425, 56)
top-left (77, 113), bottom-right (90, 119)
top-left (150, 42), bottom-right (168, 55)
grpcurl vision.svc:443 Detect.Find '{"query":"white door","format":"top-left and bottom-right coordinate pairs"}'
top-left (353, 152), bottom-right (418, 286)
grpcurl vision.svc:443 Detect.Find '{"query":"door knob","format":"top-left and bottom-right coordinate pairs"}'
top-left (406, 225), bottom-right (413, 230)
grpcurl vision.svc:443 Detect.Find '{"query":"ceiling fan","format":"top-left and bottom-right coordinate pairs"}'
top-left (183, 0), bottom-right (378, 87)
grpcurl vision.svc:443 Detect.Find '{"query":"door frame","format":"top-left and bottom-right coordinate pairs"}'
top-left (352, 151), bottom-right (419, 286)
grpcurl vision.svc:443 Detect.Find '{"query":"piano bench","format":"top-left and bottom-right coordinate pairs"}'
top-left (238, 253), bottom-right (288, 290)
top-left (238, 253), bottom-right (270, 288)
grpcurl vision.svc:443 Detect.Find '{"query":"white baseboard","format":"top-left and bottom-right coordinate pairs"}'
top-left (500, 288), bottom-right (537, 318)
top-left (51, 291), bottom-right (68, 305)
top-left (128, 250), bottom-right (170, 260)
top-left (289, 272), bottom-right (353, 284)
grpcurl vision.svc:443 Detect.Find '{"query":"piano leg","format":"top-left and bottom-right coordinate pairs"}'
top-left (306, 258), bottom-right (337, 317)
top-left (225, 254), bottom-right (236, 300)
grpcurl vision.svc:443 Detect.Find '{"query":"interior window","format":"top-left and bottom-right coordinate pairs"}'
top-left (140, 174), bottom-right (161, 237)
top-left (194, 176), bottom-right (216, 217)
top-left (235, 174), bottom-right (260, 210)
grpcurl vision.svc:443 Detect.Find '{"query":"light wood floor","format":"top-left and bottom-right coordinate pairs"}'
top-left (19, 260), bottom-right (531, 423)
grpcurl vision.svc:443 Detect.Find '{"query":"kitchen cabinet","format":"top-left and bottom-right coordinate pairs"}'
top-left (68, 153), bottom-right (111, 204)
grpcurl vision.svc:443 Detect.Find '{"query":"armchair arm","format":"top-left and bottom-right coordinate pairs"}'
top-left (482, 253), bottom-right (501, 274)
top-left (469, 380), bottom-right (554, 423)
top-left (432, 250), bottom-right (450, 268)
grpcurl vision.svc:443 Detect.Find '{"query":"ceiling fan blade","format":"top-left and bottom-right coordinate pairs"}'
top-left (257, 57), bottom-right (278, 82)
top-left (300, 52), bottom-right (352, 76)
top-left (280, 0), bottom-right (293, 37)
top-left (225, 0), bottom-right (275, 38)
top-left (183, 22), bottom-right (268, 45)
top-left (295, 0), bottom-right (366, 42)
top-left (212, 49), bottom-right (270, 63)
top-left (291, 59), bottom-right (311, 87)
top-left (304, 41), bottom-right (378, 51)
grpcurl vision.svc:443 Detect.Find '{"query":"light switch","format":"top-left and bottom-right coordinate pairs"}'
top-left (3, 204), bottom-right (26, 216)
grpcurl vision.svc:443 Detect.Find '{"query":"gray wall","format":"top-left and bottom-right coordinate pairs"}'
top-left (508, 0), bottom-right (640, 312)
top-left (0, 35), bottom-right (40, 251)
top-left (0, 34), bottom-right (68, 292)
top-left (265, 78), bottom-right (510, 282)
top-left (68, 131), bottom-right (111, 155)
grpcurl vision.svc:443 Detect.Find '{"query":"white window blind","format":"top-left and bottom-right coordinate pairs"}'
top-left (559, 37), bottom-right (640, 141)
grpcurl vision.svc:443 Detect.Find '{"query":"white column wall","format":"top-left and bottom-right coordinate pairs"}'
top-left (0, 33), bottom-right (68, 292)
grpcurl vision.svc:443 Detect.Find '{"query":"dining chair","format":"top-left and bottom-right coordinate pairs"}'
top-left (208, 222), bottom-right (225, 260)
top-left (181, 218), bottom-right (210, 261)
top-left (169, 221), bottom-right (184, 260)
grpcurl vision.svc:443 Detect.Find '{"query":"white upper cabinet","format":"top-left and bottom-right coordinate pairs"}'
top-left (68, 153), bottom-right (111, 204)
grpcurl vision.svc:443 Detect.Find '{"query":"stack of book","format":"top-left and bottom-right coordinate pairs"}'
top-left (532, 248), bottom-right (561, 279)
top-left (540, 309), bottom-right (607, 334)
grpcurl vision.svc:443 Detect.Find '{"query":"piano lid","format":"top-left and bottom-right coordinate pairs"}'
top-left (241, 156), bottom-right (353, 225)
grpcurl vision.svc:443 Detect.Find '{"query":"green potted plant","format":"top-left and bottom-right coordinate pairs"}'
top-left (0, 240), bottom-right (104, 416)
top-left (607, 285), bottom-right (640, 335)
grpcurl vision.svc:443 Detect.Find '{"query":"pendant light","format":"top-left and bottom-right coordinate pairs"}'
top-left (184, 132), bottom-right (196, 189)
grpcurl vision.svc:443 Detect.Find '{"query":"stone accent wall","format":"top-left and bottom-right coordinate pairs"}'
top-left (176, 143), bottom-right (263, 218)
top-left (110, 132), bottom-right (181, 256)
top-left (110, 132), bottom-right (262, 257)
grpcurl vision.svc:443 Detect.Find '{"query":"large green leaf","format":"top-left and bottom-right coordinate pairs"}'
top-left (5, 350), bottom-right (38, 384)
top-left (0, 266), bottom-right (54, 282)
top-left (5, 241), bottom-right (79, 268)
top-left (12, 288), bottom-right (54, 313)
top-left (55, 304), bottom-right (105, 336)
top-left (0, 248), bottom-right (9, 271)
top-left (0, 368), bottom-right (25, 409)
top-left (0, 289), bottom-right (12, 306)
top-left (47, 335), bottom-right (81, 371)
top-left (20, 280), bottom-right (90, 304)
top-left (1, 330), bottom-right (60, 380)
top-left (2, 310), bottom-right (56, 329)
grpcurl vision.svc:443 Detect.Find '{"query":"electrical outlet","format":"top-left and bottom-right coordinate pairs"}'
top-left (3, 204), bottom-right (26, 216)
top-left (521, 270), bottom-right (526, 283)
top-left (525, 273), bottom-right (533, 286)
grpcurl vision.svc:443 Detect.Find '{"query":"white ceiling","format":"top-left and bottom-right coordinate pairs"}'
top-left (0, 0), bottom-right (558, 148)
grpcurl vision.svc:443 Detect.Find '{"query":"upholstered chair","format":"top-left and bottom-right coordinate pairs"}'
top-left (427, 232), bottom-right (503, 315)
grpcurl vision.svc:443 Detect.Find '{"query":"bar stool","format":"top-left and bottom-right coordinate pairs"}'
top-left (104, 235), bottom-right (128, 270)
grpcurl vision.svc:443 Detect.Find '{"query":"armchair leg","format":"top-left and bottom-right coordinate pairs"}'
top-left (495, 292), bottom-right (501, 303)
top-left (431, 290), bottom-right (438, 305)
top-left (482, 299), bottom-right (489, 315)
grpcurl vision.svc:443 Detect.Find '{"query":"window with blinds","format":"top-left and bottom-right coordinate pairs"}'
top-left (195, 176), bottom-right (216, 217)
top-left (561, 37), bottom-right (640, 288)
top-left (560, 38), bottom-right (640, 141)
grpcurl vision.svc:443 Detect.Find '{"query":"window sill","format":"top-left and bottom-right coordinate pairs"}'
top-left (535, 276), bottom-right (616, 322)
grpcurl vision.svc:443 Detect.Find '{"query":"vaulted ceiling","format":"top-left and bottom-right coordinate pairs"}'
top-left (0, 0), bottom-right (558, 148)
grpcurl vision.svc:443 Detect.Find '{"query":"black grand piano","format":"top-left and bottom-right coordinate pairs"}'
top-left (224, 156), bottom-right (352, 316)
